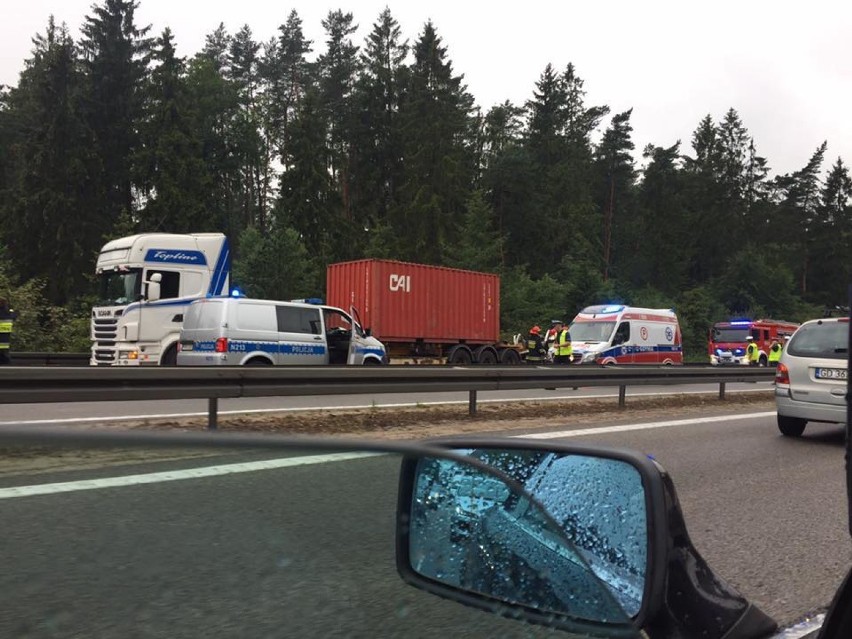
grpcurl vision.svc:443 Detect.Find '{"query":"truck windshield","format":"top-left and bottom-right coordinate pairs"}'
top-left (97, 268), bottom-right (142, 306)
top-left (570, 321), bottom-right (616, 342)
top-left (711, 327), bottom-right (749, 343)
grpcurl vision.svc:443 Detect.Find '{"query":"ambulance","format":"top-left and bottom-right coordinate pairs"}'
top-left (568, 305), bottom-right (683, 365)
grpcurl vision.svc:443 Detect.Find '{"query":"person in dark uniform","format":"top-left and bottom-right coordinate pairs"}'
top-left (525, 326), bottom-right (547, 364)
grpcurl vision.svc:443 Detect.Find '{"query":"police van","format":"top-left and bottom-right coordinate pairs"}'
top-left (568, 305), bottom-right (683, 365)
top-left (176, 297), bottom-right (386, 366)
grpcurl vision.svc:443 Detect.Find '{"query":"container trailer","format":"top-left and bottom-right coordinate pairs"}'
top-left (326, 259), bottom-right (523, 364)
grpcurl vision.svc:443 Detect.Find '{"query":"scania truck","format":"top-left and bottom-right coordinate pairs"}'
top-left (90, 233), bottom-right (230, 365)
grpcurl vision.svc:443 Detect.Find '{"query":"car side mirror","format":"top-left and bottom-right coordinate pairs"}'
top-left (146, 273), bottom-right (162, 302)
top-left (365, 327), bottom-right (372, 337)
top-left (397, 439), bottom-right (778, 638)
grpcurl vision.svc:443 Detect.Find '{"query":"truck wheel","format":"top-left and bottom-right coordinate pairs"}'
top-left (160, 345), bottom-right (178, 366)
top-left (446, 345), bottom-right (473, 365)
top-left (777, 414), bottom-right (806, 437)
top-left (473, 345), bottom-right (498, 365)
top-left (498, 348), bottom-right (522, 365)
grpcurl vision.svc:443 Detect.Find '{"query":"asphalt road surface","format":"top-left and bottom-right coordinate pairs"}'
top-left (0, 408), bottom-right (844, 638)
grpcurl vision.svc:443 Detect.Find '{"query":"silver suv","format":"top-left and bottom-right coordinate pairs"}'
top-left (775, 317), bottom-right (849, 436)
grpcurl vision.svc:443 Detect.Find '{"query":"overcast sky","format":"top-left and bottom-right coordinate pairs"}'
top-left (2, 0), bottom-right (851, 177)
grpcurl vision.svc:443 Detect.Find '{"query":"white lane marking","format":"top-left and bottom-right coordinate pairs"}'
top-left (0, 452), bottom-right (377, 500)
top-left (0, 411), bottom-right (775, 500)
top-left (0, 387), bottom-right (773, 426)
top-left (516, 411), bottom-right (776, 439)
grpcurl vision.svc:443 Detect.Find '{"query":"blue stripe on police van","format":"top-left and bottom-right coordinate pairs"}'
top-left (190, 341), bottom-right (327, 356)
top-left (355, 347), bottom-right (385, 357)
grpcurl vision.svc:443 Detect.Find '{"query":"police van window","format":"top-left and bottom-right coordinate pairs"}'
top-left (323, 309), bottom-right (353, 333)
top-left (237, 303), bottom-right (277, 332)
top-left (277, 306), bottom-right (321, 335)
top-left (613, 322), bottom-right (630, 345)
top-left (146, 270), bottom-right (180, 299)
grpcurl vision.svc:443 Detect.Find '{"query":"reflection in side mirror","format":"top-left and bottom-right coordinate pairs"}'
top-left (397, 446), bottom-right (655, 635)
top-left (398, 441), bottom-right (780, 639)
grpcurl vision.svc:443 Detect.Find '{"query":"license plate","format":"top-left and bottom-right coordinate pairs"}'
top-left (181, 342), bottom-right (194, 351)
top-left (815, 367), bottom-right (847, 380)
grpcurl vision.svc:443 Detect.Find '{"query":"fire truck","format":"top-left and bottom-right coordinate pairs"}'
top-left (708, 318), bottom-right (799, 366)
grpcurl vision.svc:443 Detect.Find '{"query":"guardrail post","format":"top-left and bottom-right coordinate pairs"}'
top-left (469, 390), bottom-right (477, 415)
top-left (208, 398), bottom-right (218, 430)
top-left (719, 382), bottom-right (726, 400)
top-left (618, 385), bottom-right (627, 409)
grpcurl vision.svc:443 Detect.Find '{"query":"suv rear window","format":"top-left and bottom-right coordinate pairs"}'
top-left (787, 321), bottom-right (848, 360)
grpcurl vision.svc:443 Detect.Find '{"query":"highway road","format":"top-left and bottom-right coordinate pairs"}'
top-left (0, 408), bottom-right (844, 637)
top-left (0, 381), bottom-right (773, 425)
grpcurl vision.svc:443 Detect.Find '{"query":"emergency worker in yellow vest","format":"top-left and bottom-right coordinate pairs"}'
top-left (768, 339), bottom-right (782, 367)
top-left (525, 325), bottom-right (547, 363)
top-left (745, 335), bottom-right (759, 366)
top-left (0, 298), bottom-right (16, 366)
top-left (554, 321), bottom-right (573, 365)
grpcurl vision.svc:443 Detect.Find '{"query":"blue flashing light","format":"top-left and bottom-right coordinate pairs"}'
top-left (601, 304), bottom-right (624, 313)
top-left (729, 320), bottom-right (752, 326)
top-left (230, 287), bottom-right (243, 298)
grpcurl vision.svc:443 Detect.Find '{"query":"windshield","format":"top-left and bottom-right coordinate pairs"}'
top-left (711, 326), bottom-right (750, 343)
top-left (787, 321), bottom-right (849, 360)
top-left (97, 268), bottom-right (142, 306)
top-left (570, 321), bottom-right (616, 342)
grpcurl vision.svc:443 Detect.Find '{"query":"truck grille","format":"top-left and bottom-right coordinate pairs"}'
top-left (92, 316), bottom-right (118, 364)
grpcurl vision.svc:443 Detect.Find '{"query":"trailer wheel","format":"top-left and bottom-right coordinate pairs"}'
top-left (446, 345), bottom-right (473, 365)
top-left (473, 345), bottom-right (498, 365)
top-left (498, 348), bottom-right (522, 365)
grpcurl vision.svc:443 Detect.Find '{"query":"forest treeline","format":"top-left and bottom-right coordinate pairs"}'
top-left (0, 0), bottom-right (849, 356)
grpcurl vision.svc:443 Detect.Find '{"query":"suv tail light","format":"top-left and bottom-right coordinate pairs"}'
top-left (215, 337), bottom-right (228, 353)
top-left (775, 363), bottom-right (790, 385)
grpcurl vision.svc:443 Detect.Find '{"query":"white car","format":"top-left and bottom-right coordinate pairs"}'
top-left (775, 317), bottom-right (849, 437)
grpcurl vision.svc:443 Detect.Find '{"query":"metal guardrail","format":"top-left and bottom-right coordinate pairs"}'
top-left (0, 365), bottom-right (776, 429)
top-left (9, 352), bottom-right (90, 366)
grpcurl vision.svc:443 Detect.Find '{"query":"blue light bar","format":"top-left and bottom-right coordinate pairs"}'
top-left (601, 304), bottom-right (624, 313)
top-left (291, 298), bottom-right (324, 305)
top-left (729, 320), bottom-right (751, 326)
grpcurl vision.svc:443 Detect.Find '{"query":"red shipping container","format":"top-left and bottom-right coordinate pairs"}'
top-left (327, 260), bottom-right (500, 345)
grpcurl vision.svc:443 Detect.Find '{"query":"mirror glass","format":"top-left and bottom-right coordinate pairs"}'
top-left (408, 449), bottom-right (648, 622)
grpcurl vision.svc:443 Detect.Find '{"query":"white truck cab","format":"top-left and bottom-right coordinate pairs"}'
top-left (91, 233), bottom-right (230, 366)
top-left (176, 297), bottom-right (386, 366)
